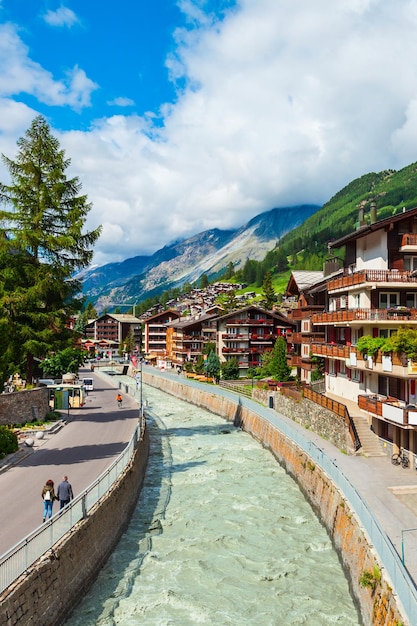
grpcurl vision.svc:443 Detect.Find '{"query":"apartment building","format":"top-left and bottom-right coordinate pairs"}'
top-left (289, 205), bottom-right (417, 453)
top-left (84, 313), bottom-right (142, 356)
top-left (217, 305), bottom-right (294, 377)
top-left (143, 309), bottom-right (181, 359)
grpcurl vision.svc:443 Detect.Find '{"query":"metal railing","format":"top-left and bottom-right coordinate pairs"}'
top-left (0, 421), bottom-right (143, 594)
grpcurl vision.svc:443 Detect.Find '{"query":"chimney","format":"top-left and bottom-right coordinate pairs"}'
top-left (357, 200), bottom-right (366, 229)
top-left (370, 201), bottom-right (377, 224)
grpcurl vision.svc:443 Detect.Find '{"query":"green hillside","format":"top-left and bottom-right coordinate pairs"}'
top-left (278, 162), bottom-right (417, 270)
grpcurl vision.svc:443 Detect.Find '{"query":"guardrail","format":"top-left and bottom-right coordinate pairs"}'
top-left (0, 417), bottom-right (144, 595)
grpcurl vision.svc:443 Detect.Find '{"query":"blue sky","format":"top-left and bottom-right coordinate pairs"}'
top-left (1, 0), bottom-right (417, 266)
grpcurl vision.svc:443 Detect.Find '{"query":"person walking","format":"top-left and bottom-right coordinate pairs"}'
top-left (56, 475), bottom-right (74, 510)
top-left (116, 393), bottom-right (123, 408)
top-left (41, 479), bottom-right (57, 522)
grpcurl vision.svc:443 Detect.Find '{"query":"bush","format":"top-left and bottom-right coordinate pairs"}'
top-left (0, 426), bottom-right (18, 459)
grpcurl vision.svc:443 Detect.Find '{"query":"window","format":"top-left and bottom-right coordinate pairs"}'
top-left (406, 292), bottom-right (417, 308)
top-left (404, 256), bottom-right (417, 272)
top-left (329, 360), bottom-right (336, 375)
top-left (339, 361), bottom-right (346, 376)
top-left (351, 369), bottom-right (361, 382)
top-left (302, 320), bottom-right (310, 332)
top-left (379, 292), bottom-right (399, 309)
top-left (379, 328), bottom-right (397, 338)
top-left (340, 295), bottom-right (347, 309)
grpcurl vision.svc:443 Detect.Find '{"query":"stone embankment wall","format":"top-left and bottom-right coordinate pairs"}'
top-left (0, 428), bottom-right (149, 626)
top-left (0, 388), bottom-right (49, 426)
top-left (143, 371), bottom-right (405, 626)
top-left (254, 387), bottom-right (353, 453)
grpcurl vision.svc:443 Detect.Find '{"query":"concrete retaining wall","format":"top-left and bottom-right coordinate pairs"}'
top-left (142, 371), bottom-right (405, 626)
top-left (0, 388), bottom-right (49, 426)
top-left (0, 427), bottom-right (149, 626)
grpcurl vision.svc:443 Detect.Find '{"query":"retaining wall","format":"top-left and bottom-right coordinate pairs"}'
top-left (254, 387), bottom-right (353, 453)
top-left (142, 371), bottom-right (405, 626)
top-left (0, 427), bottom-right (149, 626)
top-left (0, 388), bottom-right (49, 426)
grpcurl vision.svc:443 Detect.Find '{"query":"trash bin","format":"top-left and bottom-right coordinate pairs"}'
top-left (118, 382), bottom-right (122, 389)
top-left (268, 396), bottom-right (274, 409)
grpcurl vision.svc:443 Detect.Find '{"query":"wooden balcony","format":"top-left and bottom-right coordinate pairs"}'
top-left (400, 233), bottom-right (417, 252)
top-left (222, 333), bottom-right (249, 341)
top-left (287, 355), bottom-right (302, 367)
top-left (312, 308), bottom-right (417, 325)
top-left (328, 269), bottom-right (417, 292)
top-left (358, 394), bottom-right (417, 426)
top-left (311, 342), bottom-right (350, 359)
top-left (288, 332), bottom-right (326, 344)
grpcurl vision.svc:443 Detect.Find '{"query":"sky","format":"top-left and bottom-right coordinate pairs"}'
top-left (2, 0), bottom-right (417, 266)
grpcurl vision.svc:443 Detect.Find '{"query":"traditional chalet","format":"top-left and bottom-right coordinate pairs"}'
top-left (288, 205), bottom-right (417, 454)
top-left (217, 305), bottom-right (294, 377)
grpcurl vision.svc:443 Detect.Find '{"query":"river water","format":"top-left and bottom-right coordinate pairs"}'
top-left (66, 383), bottom-right (361, 625)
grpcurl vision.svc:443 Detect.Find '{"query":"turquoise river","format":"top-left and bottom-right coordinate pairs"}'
top-left (65, 383), bottom-right (361, 625)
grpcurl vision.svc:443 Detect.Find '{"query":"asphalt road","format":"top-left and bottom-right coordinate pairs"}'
top-left (0, 368), bottom-right (139, 556)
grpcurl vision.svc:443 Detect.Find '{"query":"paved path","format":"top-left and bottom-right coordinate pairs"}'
top-left (0, 368), bottom-right (139, 556)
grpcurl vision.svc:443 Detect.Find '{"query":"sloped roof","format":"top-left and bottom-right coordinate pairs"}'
top-left (288, 271), bottom-right (324, 293)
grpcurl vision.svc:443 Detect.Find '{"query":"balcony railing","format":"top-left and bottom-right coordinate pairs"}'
top-left (358, 394), bottom-right (417, 426)
top-left (401, 233), bottom-right (417, 248)
top-left (328, 269), bottom-right (417, 292)
top-left (312, 308), bottom-right (417, 324)
top-left (310, 343), bottom-right (409, 369)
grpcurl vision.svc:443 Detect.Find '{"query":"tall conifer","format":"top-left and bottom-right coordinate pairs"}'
top-left (0, 116), bottom-right (101, 383)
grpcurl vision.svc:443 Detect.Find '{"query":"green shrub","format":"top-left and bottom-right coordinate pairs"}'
top-left (0, 426), bottom-right (18, 459)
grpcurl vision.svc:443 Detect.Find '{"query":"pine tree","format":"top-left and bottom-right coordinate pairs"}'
top-left (270, 336), bottom-right (291, 381)
top-left (261, 271), bottom-right (276, 309)
top-left (0, 116), bottom-right (101, 383)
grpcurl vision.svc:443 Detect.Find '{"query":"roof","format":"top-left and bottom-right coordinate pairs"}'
top-left (291, 271), bottom-right (324, 291)
top-left (216, 304), bottom-right (294, 327)
top-left (329, 205), bottom-right (417, 249)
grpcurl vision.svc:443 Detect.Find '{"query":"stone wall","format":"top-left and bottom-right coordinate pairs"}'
top-left (0, 428), bottom-right (149, 626)
top-left (142, 371), bottom-right (405, 626)
top-left (0, 388), bottom-right (49, 426)
top-left (253, 387), bottom-right (354, 453)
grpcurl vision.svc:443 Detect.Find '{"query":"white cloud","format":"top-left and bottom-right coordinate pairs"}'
top-left (4, 0), bottom-right (417, 266)
top-left (0, 23), bottom-right (98, 108)
top-left (107, 97), bottom-right (135, 107)
top-left (43, 6), bottom-right (79, 28)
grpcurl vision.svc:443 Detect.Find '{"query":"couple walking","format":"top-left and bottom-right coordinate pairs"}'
top-left (41, 475), bottom-right (73, 522)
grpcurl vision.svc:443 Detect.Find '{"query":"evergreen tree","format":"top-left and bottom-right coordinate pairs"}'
top-left (221, 357), bottom-right (240, 380)
top-left (85, 302), bottom-right (98, 319)
top-left (206, 351), bottom-right (221, 380)
top-left (0, 116), bottom-right (101, 383)
top-left (224, 261), bottom-right (235, 280)
top-left (261, 271), bottom-right (276, 309)
top-left (270, 336), bottom-right (291, 381)
top-left (123, 328), bottom-right (136, 355)
top-left (200, 273), bottom-right (209, 289)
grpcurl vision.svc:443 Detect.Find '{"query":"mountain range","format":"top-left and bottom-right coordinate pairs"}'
top-left (80, 160), bottom-right (417, 312)
top-left (80, 204), bottom-right (320, 311)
